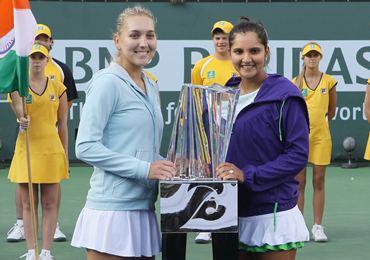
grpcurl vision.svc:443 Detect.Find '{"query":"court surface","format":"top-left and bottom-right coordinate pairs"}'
top-left (1, 165), bottom-right (369, 260)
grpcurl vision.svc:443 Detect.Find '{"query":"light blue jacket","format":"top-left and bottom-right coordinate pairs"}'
top-left (75, 62), bottom-right (163, 211)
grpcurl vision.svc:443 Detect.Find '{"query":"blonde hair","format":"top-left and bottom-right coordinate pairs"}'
top-left (115, 6), bottom-right (156, 35)
top-left (113, 6), bottom-right (156, 64)
top-left (294, 41), bottom-right (322, 90)
top-left (294, 64), bottom-right (306, 90)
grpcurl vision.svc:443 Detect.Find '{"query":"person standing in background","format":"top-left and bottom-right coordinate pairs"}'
top-left (35, 24), bottom-right (78, 108)
top-left (9, 43), bottom-right (69, 260)
top-left (7, 23), bottom-right (78, 243)
top-left (191, 20), bottom-right (237, 88)
top-left (191, 20), bottom-right (237, 246)
top-left (364, 78), bottom-right (370, 160)
top-left (292, 42), bottom-right (337, 242)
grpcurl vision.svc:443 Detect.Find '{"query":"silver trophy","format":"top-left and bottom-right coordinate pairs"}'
top-left (161, 84), bottom-right (240, 233)
top-left (167, 84), bottom-right (240, 180)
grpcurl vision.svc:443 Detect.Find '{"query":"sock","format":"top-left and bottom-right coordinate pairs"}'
top-left (16, 219), bottom-right (23, 226)
top-left (27, 249), bottom-right (35, 255)
top-left (40, 249), bottom-right (50, 255)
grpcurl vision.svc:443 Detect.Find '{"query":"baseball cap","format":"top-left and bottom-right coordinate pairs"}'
top-left (30, 43), bottom-right (49, 57)
top-left (301, 42), bottom-right (323, 58)
top-left (211, 20), bottom-right (233, 35)
top-left (36, 24), bottom-right (52, 38)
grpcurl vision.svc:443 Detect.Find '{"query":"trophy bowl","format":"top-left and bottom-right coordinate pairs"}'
top-left (161, 84), bottom-right (240, 233)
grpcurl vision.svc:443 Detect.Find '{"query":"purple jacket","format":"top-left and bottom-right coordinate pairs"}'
top-left (225, 74), bottom-right (309, 217)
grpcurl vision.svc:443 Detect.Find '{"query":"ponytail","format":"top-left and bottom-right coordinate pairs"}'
top-left (294, 64), bottom-right (306, 90)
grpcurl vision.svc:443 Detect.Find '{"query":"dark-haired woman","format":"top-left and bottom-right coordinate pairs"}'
top-left (218, 18), bottom-right (310, 260)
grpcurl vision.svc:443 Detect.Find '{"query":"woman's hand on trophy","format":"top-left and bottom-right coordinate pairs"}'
top-left (216, 162), bottom-right (244, 182)
top-left (148, 160), bottom-right (176, 180)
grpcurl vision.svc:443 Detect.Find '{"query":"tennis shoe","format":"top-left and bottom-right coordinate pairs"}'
top-left (195, 232), bottom-right (212, 244)
top-left (7, 222), bottom-right (25, 242)
top-left (312, 224), bottom-right (328, 242)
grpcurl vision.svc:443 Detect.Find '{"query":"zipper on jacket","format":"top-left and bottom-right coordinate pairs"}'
top-left (278, 100), bottom-right (286, 142)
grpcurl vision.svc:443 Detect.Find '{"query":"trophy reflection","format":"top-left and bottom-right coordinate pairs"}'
top-left (167, 84), bottom-right (239, 180)
top-left (161, 84), bottom-right (240, 233)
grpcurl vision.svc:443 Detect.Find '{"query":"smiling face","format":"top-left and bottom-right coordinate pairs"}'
top-left (230, 31), bottom-right (269, 83)
top-left (302, 50), bottom-right (322, 70)
top-left (212, 32), bottom-right (229, 55)
top-left (114, 15), bottom-right (157, 71)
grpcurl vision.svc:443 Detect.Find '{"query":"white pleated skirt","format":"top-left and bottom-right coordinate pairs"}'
top-left (71, 207), bottom-right (161, 257)
top-left (239, 206), bottom-right (309, 247)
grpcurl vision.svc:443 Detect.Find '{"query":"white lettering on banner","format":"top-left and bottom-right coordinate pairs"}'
top-left (163, 102), bottom-right (369, 124)
top-left (53, 40), bottom-right (370, 92)
top-left (69, 103), bottom-right (78, 120)
top-left (67, 99), bottom-right (369, 123)
top-left (68, 102), bottom-right (84, 121)
top-left (326, 103), bottom-right (368, 121)
top-left (165, 102), bottom-right (176, 125)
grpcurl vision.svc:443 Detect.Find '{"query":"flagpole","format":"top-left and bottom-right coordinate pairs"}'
top-left (22, 97), bottom-right (39, 260)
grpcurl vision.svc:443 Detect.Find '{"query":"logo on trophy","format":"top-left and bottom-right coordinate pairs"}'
top-left (160, 84), bottom-right (240, 233)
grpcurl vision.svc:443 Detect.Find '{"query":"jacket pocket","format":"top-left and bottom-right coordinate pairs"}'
top-left (111, 177), bottom-right (154, 199)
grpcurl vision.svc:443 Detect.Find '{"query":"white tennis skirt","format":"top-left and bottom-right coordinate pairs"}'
top-left (239, 206), bottom-right (309, 247)
top-left (71, 207), bottom-right (161, 257)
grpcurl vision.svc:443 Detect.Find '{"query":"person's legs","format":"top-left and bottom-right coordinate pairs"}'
top-left (212, 233), bottom-right (238, 260)
top-left (57, 185), bottom-right (61, 214)
top-left (311, 165), bottom-right (328, 242)
top-left (239, 250), bottom-right (296, 260)
top-left (7, 184), bottom-right (25, 242)
top-left (238, 251), bottom-right (255, 260)
top-left (312, 165), bottom-right (326, 225)
top-left (40, 183), bottom-right (59, 250)
top-left (296, 168), bottom-right (307, 213)
top-left (16, 184), bottom-right (23, 218)
top-left (259, 250), bottom-right (296, 260)
top-left (53, 184), bottom-right (67, 242)
top-left (162, 233), bottom-right (187, 260)
top-left (87, 249), bottom-right (125, 260)
top-left (86, 249), bottom-right (155, 260)
top-left (7, 126), bottom-right (24, 241)
top-left (19, 183), bottom-right (39, 249)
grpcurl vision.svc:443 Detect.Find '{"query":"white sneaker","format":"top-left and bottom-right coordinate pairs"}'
top-left (7, 223), bottom-right (25, 242)
top-left (39, 250), bottom-right (53, 260)
top-left (195, 232), bottom-right (212, 244)
top-left (53, 223), bottom-right (67, 242)
top-left (20, 250), bottom-right (35, 260)
top-left (311, 224), bottom-right (328, 242)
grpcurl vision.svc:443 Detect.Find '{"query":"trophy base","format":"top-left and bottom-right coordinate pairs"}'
top-left (160, 180), bottom-right (238, 233)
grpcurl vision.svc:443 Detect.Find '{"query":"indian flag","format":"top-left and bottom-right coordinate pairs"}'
top-left (0, 0), bottom-right (37, 97)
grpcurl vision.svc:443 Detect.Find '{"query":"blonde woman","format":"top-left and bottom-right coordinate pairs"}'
top-left (71, 6), bottom-right (175, 260)
top-left (292, 42), bottom-right (337, 242)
